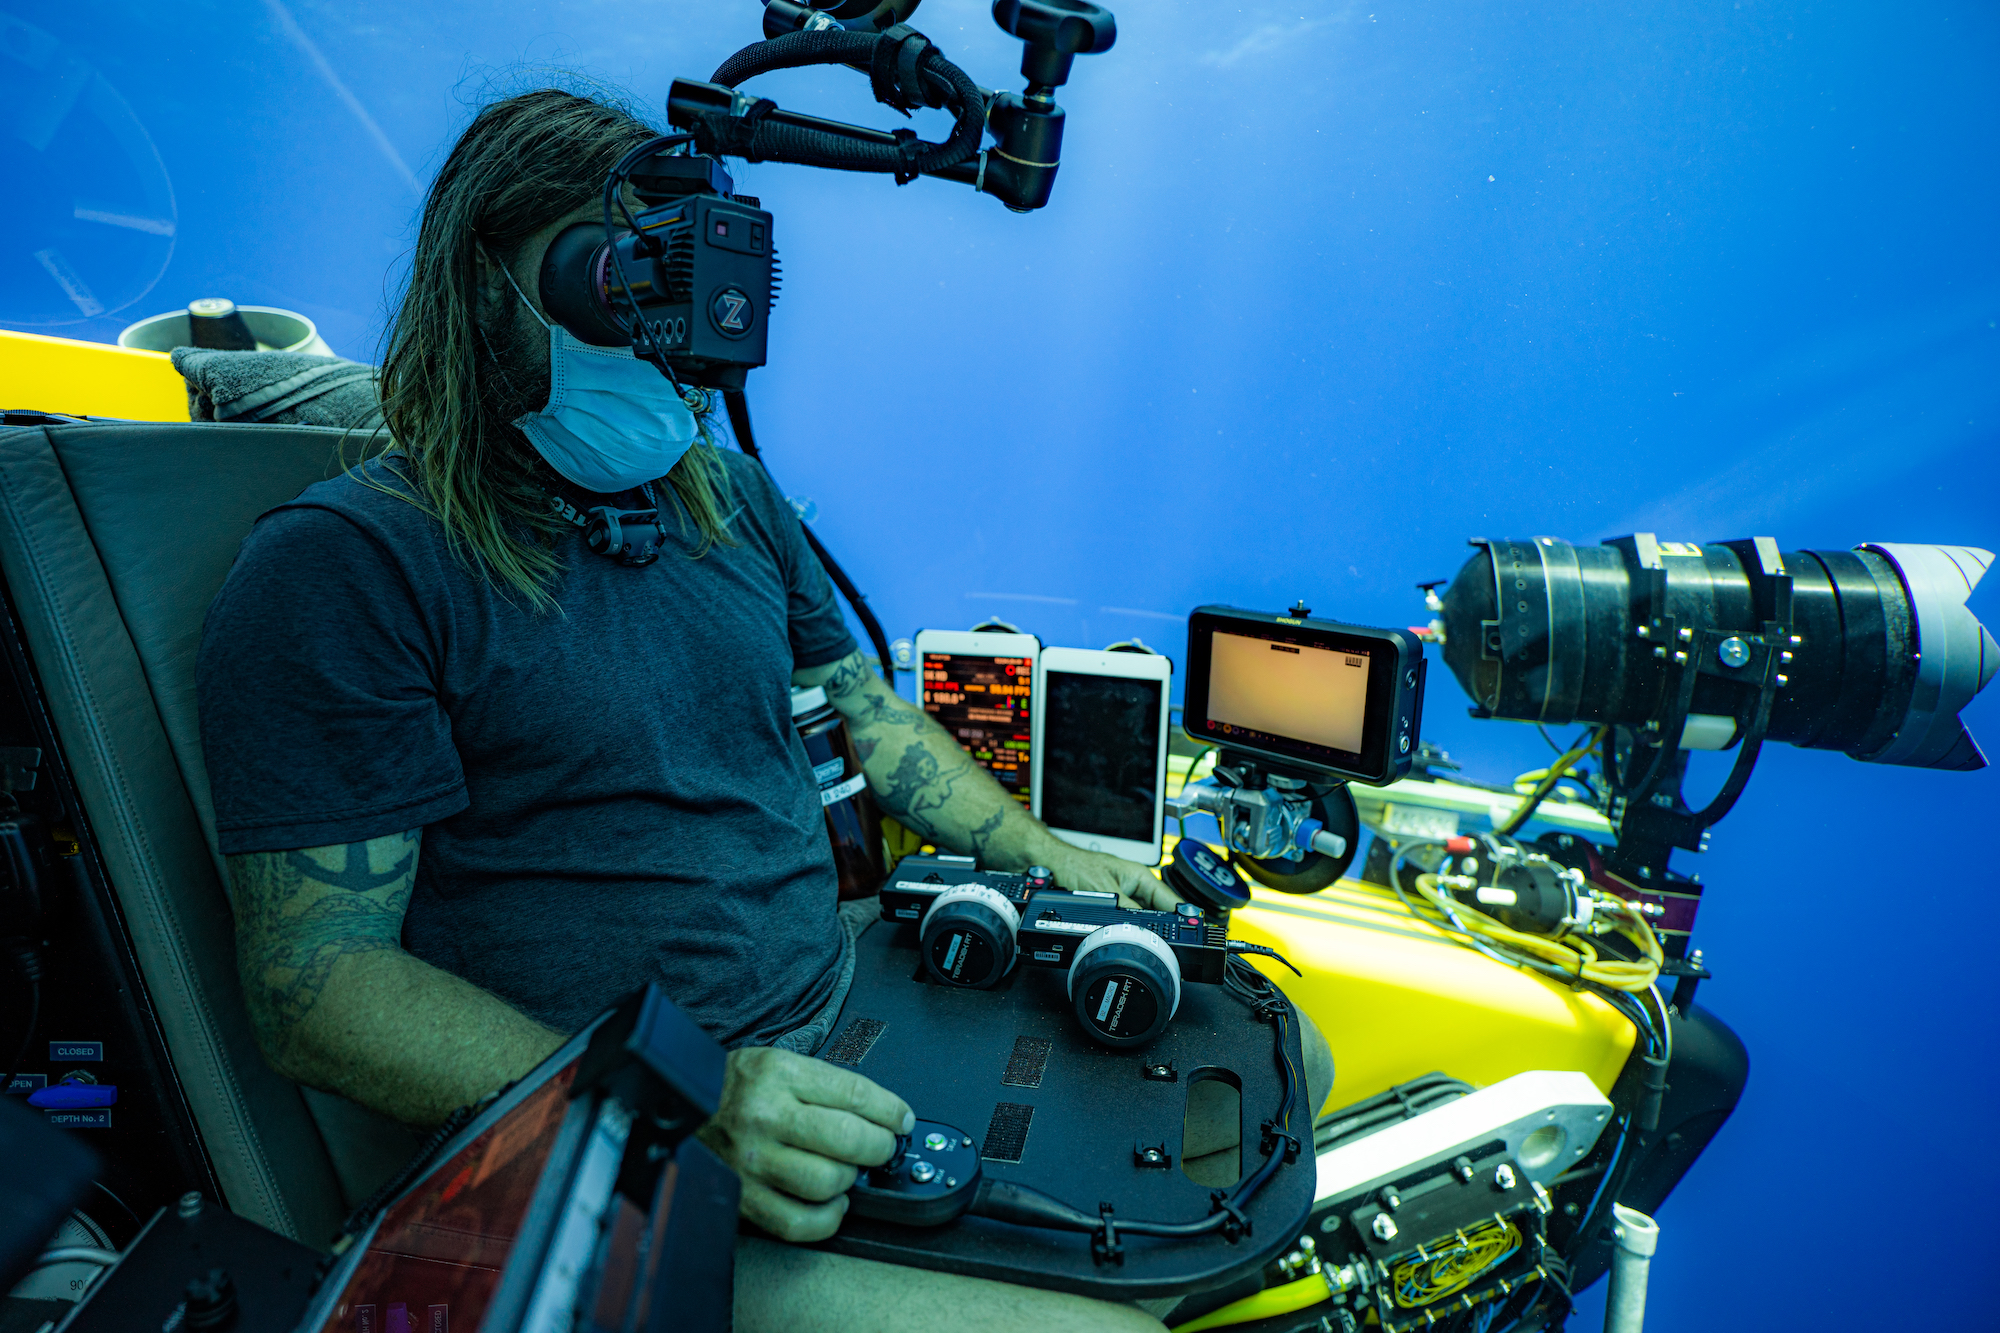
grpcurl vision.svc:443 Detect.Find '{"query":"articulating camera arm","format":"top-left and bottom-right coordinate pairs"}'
top-left (670, 0), bottom-right (1116, 212)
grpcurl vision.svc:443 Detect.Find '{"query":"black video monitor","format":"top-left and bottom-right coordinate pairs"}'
top-left (1182, 606), bottom-right (1427, 786)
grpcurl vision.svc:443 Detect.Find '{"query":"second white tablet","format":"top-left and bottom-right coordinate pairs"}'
top-left (1031, 647), bottom-right (1173, 865)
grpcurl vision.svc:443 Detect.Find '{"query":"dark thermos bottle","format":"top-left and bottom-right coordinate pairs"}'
top-left (791, 686), bottom-right (887, 899)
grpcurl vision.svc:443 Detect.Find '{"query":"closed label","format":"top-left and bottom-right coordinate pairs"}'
top-left (49, 1041), bottom-right (102, 1062)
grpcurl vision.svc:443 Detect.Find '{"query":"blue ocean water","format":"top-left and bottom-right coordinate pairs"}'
top-left (3, 1), bottom-right (1995, 1327)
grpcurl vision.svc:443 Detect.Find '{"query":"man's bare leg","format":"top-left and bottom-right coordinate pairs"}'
top-left (734, 1238), bottom-right (1168, 1333)
top-left (737, 1007), bottom-right (1335, 1328)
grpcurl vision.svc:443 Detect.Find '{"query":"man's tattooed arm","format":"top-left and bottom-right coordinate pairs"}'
top-left (228, 831), bottom-right (564, 1127)
top-left (792, 651), bottom-right (1182, 908)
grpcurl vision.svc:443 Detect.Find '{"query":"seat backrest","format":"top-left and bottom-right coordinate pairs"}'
top-left (0, 421), bottom-right (419, 1243)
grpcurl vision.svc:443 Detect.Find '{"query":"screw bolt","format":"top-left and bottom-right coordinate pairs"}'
top-left (1371, 1212), bottom-right (1399, 1242)
top-left (178, 1192), bottom-right (203, 1219)
top-left (1494, 1163), bottom-right (1518, 1190)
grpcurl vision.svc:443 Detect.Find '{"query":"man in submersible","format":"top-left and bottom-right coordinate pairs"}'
top-left (197, 90), bottom-right (1330, 1332)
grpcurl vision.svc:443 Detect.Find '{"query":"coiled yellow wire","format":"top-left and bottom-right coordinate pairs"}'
top-left (1391, 1217), bottom-right (1523, 1307)
top-left (1411, 871), bottom-right (1664, 992)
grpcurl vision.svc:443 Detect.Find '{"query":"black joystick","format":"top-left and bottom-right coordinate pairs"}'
top-left (849, 1118), bottom-right (984, 1227)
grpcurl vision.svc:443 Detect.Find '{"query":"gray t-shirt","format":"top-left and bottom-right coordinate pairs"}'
top-left (197, 451), bottom-right (857, 1047)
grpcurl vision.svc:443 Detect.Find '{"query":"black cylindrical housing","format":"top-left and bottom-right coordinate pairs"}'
top-left (922, 897), bottom-right (1017, 988)
top-left (1437, 536), bottom-right (1946, 763)
top-left (539, 223), bottom-right (629, 347)
top-left (1070, 944), bottom-right (1174, 1048)
top-left (186, 299), bottom-right (257, 351)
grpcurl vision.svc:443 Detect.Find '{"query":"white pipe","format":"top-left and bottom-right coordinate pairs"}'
top-left (1310, 829), bottom-right (1348, 858)
top-left (1604, 1204), bottom-right (1659, 1333)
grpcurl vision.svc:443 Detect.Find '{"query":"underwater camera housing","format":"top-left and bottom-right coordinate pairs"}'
top-left (1170, 605), bottom-right (1428, 893)
top-left (1433, 535), bottom-right (1996, 894)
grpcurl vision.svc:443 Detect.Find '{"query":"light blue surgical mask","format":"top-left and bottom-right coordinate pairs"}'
top-left (497, 262), bottom-right (703, 494)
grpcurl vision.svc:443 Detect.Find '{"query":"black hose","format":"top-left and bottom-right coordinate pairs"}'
top-left (721, 390), bottom-right (897, 685)
top-left (966, 957), bottom-right (1303, 1252)
top-left (1, 942), bottom-right (41, 1096)
top-left (700, 29), bottom-right (985, 178)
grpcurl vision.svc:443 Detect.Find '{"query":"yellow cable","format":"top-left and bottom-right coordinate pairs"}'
top-left (1171, 1271), bottom-right (1333, 1332)
top-left (1411, 872), bottom-right (1662, 991)
top-left (1498, 730), bottom-right (1599, 835)
top-left (1390, 1218), bottom-right (1521, 1306)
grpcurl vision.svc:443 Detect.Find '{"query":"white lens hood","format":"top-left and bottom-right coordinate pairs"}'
top-left (920, 883), bottom-right (1021, 939)
top-left (1066, 922), bottom-right (1181, 1019)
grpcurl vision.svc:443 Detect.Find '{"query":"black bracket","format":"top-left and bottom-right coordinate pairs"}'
top-left (1141, 1059), bottom-right (1178, 1082)
top-left (1092, 1205), bottom-right (1124, 1266)
top-left (1133, 1140), bottom-right (1172, 1170)
top-left (1208, 1192), bottom-right (1251, 1243)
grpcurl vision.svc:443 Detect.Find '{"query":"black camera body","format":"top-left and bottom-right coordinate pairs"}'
top-left (540, 155), bottom-right (775, 391)
top-left (881, 854), bottom-right (1228, 1048)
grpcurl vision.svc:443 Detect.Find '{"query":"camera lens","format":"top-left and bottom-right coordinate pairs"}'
top-left (1439, 536), bottom-right (1994, 770)
top-left (1067, 924), bottom-right (1181, 1048)
top-left (919, 885), bottom-right (1020, 989)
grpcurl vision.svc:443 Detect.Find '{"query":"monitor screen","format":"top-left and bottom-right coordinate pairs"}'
top-left (922, 652), bottom-right (1033, 803)
top-left (1039, 671), bottom-right (1164, 843)
top-left (1207, 630), bottom-right (1371, 755)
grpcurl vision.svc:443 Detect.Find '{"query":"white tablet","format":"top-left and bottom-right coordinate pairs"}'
top-left (914, 628), bottom-right (1041, 806)
top-left (1031, 647), bottom-right (1173, 865)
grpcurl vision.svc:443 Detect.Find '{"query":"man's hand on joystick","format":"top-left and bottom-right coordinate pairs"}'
top-left (696, 1046), bottom-right (915, 1243)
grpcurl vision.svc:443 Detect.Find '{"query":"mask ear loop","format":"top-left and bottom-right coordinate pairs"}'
top-left (480, 232), bottom-right (709, 419)
top-left (478, 238), bottom-right (556, 334)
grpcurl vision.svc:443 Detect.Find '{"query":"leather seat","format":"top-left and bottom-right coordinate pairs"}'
top-left (0, 421), bottom-right (421, 1244)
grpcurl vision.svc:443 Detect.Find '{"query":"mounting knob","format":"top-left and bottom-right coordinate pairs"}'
top-left (992, 0), bottom-right (1116, 88)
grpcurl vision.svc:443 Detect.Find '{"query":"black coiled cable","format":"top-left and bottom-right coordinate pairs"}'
top-left (966, 954), bottom-right (1305, 1259)
top-left (698, 28), bottom-right (986, 182)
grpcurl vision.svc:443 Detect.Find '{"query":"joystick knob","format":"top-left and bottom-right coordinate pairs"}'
top-left (992, 0), bottom-right (1117, 88)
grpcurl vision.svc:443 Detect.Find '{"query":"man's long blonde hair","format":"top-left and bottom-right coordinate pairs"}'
top-left (377, 89), bottom-right (734, 609)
